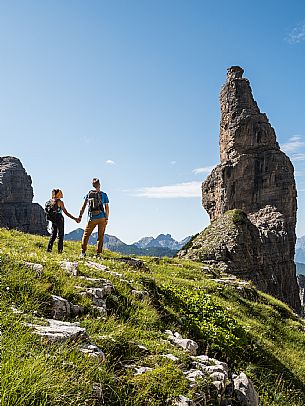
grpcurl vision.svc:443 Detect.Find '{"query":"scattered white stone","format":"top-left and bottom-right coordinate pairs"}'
top-left (79, 276), bottom-right (103, 283)
top-left (86, 261), bottom-right (123, 278)
top-left (233, 372), bottom-right (259, 406)
top-left (23, 261), bottom-right (43, 275)
top-left (60, 261), bottom-right (79, 276)
top-left (131, 290), bottom-right (149, 300)
top-left (51, 295), bottom-right (84, 320)
top-left (167, 395), bottom-right (194, 405)
top-left (92, 383), bottom-right (103, 400)
top-left (171, 338), bottom-right (198, 355)
top-left (10, 306), bottom-right (23, 314)
top-left (80, 343), bottom-right (106, 362)
top-left (161, 354), bottom-right (179, 362)
top-left (28, 319), bottom-right (87, 342)
top-left (76, 279), bottom-right (114, 314)
top-left (193, 355), bottom-right (228, 370)
top-left (165, 331), bottom-right (198, 355)
top-left (137, 344), bottom-right (149, 352)
top-left (192, 362), bottom-right (228, 376)
top-left (86, 261), bottom-right (109, 272)
top-left (134, 366), bottom-right (153, 375)
top-left (184, 369), bottom-right (204, 383)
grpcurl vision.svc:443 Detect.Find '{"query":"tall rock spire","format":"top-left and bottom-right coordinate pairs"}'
top-left (219, 66), bottom-right (278, 162)
top-left (0, 156), bottom-right (48, 235)
top-left (179, 67), bottom-right (301, 313)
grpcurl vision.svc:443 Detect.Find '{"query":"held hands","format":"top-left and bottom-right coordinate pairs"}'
top-left (73, 215), bottom-right (81, 223)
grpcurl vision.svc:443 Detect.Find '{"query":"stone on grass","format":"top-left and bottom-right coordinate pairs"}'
top-left (23, 261), bottom-right (43, 276)
top-left (131, 290), bottom-right (149, 300)
top-left (166, 330), bottom-right (198, 355)
top-left (112, 257), bottom-right (149, 271)
top-left (51, 295), bottom-right (84, 320)
top-left (167, 395), bottom-right (194, 405)
top-left (86, 261), bottom-right (123, 277)
top-left (77, 279), bottom-right (114, 314)
top-left (29, 319), bottom-right (87, 342)
top-left (184, 369), bottom-right (204, 384)
top-left (134, 366), bottom-right (153, 375)
top-left (161, 354), bottom-right (179, 362)
top-left (86, 261), bottom-right (108, 272)
top-left (233, 372), bottom-right (259, 406)
top-left (60, 261), bottom-right (79, 276)
top-left (80, 343), bottom-right (106, 362)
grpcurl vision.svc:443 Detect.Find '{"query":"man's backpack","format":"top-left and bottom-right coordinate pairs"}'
top-left (45, 199), bottom-right (57, 222)
top-left (88, 190), bottom-right (104, 215)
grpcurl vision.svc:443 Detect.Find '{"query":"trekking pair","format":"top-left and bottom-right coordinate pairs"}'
top-left (45, 178), bottom-right (109, 255)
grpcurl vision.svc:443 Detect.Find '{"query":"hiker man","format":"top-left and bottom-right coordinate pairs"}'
top-left (78, 178), bottom-right (109, 257)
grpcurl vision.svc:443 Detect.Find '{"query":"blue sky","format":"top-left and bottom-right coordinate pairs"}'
top-left (1, 0), bottom-right (305, 243)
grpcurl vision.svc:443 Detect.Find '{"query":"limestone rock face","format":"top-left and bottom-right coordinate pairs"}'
top-left (179, 67), bottom-right (301, 313)
top-left (0, 156), bottom-right (48, 235)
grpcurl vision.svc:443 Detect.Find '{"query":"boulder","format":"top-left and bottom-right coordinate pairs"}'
top-left (233, 372), bottom-right (259, 406)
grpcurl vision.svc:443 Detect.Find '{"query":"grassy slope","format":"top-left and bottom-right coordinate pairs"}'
top-left (0, 228), bottom-right (305, 405)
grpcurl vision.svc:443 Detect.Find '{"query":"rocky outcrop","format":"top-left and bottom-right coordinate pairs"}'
top-left (0, 156), bottom-right (48, 235)
top-left (178, 67), bottom-right (301, 313)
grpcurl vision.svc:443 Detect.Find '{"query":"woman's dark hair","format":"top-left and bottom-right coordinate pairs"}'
top-left (52, 189), bottom-right (60, 199)
top-left (51, 189), bottom-right (60, 208)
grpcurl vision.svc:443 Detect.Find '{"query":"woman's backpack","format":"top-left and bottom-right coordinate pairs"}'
top-left (45, 199), bottom-right (57, 222)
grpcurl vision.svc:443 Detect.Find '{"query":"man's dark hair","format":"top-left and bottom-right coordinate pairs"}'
top-left (92, 178), bottom-right (100, 188)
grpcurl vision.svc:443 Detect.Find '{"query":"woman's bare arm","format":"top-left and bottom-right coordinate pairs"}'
top-left (60, 201), bottom-right (78, 221)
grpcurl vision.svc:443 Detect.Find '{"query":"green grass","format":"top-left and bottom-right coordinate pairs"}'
top-left (0, 227), bottom-right (305, 405)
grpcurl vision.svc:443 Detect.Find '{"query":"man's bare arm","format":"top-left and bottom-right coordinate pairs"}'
top-left (79, 200), bottom-right (87, 217)
top-left (105, 203), bottom-right (109, 222)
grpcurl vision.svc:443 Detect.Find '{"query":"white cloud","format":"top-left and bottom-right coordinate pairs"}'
top-left (287, 21), bottom-right (305, 44)
top-left (105, 160), bottom-right (116, 165)
top-left (132, 181), bottom-right (202, 198)
top-left (192, 165), bottom-right (215, 175)
top-left (291, 153), bottom-right (305, 162)
top-left (170, 161), bottom-right (177, 165)
top-left (281, 136), bottom-right (305, 153)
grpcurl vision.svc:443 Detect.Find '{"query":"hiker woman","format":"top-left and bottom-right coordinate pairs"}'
top-left (46, 189), bottom-right (79, 253)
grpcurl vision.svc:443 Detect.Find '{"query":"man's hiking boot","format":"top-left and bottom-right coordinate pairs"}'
top-left (79, 252), bottom-right (86, 258)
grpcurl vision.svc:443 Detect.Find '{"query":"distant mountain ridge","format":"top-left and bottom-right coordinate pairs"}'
top-left (64, 229), bottom-right (192, 257)
top-left (134, 233), bottom-right (190, 250)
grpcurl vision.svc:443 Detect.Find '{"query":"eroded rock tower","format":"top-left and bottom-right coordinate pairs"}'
top-left (178, 66), bottom-right (301, 313)
top-left (0, 156), bottom-right (48, 235)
